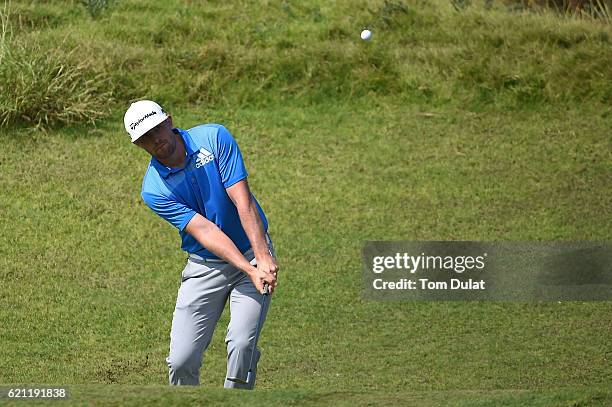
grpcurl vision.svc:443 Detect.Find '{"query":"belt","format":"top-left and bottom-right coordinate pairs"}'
top-left (188, 252), bottom-right (233, 264)
top-left (188, 234), bottom-right (272, 265)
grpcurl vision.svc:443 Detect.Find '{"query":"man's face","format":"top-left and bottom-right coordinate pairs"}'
top-left (134, 116), bottom-right (176, 160)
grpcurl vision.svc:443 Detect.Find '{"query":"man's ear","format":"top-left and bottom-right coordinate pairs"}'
top-left (167, 115), bottom-right (173, 128)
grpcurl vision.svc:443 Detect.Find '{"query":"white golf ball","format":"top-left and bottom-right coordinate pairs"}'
top-left (360, 29), bottom-right (372, 41)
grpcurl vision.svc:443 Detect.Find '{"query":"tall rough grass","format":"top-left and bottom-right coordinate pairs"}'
top-left (104, 0), bottom-right (610, 109)
top-left (82, 0), bottom-right (112, 18)
top-left (0, 4), bottom-right (111, 129)
top-left (1, 0), bottom-right (611, 130)
top-left (506, 0), bottom-right (611, 22)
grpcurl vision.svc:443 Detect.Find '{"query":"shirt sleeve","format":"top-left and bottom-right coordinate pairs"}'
top-left (215, 125), bottom-right (248, 188)
top-left (141, 191), bottom-right (197, 232)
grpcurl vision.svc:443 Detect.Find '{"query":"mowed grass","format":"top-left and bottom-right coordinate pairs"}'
top-left (0, 386), bottom-right (611, 406)
top-left (1, 100), bottom-right (610, 405)
top-left (1, 0), bottom-right (611, 405)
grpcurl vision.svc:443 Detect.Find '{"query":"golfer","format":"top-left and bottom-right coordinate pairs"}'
top-left (124, 100), bottom-right (278, 389)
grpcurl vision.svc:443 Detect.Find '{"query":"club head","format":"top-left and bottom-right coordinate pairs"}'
top-left (226, 370), bottom-right (252, 385)
top-left (226, 376), bottom-right (249, 385)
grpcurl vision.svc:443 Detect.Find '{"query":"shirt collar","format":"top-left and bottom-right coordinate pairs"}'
top-left (150, 128), bottom-right (197, 178)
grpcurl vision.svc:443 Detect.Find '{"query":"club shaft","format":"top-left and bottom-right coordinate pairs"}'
top-left (246, 283), bottom-right (269, 383)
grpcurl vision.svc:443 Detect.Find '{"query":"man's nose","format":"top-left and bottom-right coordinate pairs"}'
top-left (152, 132), bottom-right (164, 144)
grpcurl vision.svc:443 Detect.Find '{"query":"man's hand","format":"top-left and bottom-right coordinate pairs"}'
top-left (256, 252), bottom-right (279, 278)
top-left (255, 252), bottom-right (279, 294)
top-left (247, 265), bottom-right (277, 295)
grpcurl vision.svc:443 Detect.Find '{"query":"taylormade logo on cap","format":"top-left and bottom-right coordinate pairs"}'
top-left (129, 111), bottom-right (158, 131)
top-left (123, 100), bottom-right (168, 142)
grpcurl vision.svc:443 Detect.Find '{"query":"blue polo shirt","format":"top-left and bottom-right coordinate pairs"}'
top-left (141, 124), bottom-right (268, 259)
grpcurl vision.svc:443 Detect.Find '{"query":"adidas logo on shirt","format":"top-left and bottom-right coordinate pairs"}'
top-left (195, 148), bottom-right (214, 168)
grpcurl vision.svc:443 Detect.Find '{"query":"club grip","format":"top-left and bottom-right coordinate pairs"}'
top-left (263, 282), bottom-right (269, 296)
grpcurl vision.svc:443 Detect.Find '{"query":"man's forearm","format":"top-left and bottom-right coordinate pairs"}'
top-left (185, 213), bottom-right (254, 274)
top-left (225, 180), bottom-right (271, 259)
top-left (236, 197), bottom-right (270, 258)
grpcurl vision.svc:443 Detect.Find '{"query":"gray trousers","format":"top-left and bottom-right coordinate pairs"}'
top-left (166, 242), bottom-right (274, 389)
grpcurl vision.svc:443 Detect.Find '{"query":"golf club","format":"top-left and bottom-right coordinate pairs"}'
top-left (228, 282), bottom-right (269, 385)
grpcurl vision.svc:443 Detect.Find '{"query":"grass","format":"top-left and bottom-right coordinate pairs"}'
top-left (1, 386), bottom-right (611, 406)
top-left (0, 0), bottom-right (611, 129)
top-left (1, 101), bottom-right (610, 404)
top-left (0, 2), bottom-right (110, 128)
top-left (0, 0), bottom-right (611, 405)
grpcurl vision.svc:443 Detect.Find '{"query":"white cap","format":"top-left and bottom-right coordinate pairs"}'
top-left (123, 100), bottom-right (168, 142)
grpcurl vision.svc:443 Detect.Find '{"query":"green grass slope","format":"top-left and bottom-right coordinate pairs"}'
top-left (0, 0), bottom-right (611, 405)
